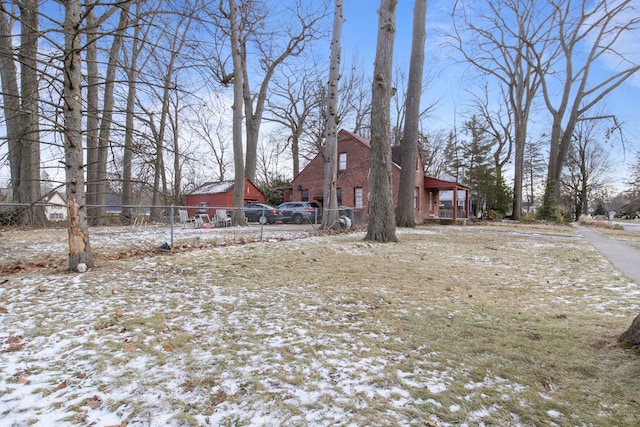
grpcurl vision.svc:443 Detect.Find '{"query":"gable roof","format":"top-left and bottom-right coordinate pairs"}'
top-left (190, 180), bottom-right (235, 195)
top-left (44, 190), bottom-right (67, 204)
top-left (338, 129), bottom-right (371, 148)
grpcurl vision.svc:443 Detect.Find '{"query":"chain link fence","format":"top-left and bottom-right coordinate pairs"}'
top-left (0, 203), bottom-right (364, 273)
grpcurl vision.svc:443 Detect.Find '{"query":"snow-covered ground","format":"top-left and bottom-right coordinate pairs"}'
top-left (1, 223), bottom-right (639, 426)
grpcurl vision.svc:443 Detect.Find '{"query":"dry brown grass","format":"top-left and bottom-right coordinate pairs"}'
top-left (1, 222), bottom-right (640, 426)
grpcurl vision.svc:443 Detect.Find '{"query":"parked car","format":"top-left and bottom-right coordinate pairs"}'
top-left (278, 201), bottom-right (322, 224)
top-left (243, 202), bottom-right (282, 224)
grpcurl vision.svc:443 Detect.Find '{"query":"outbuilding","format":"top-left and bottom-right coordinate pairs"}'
top-left (185, 179), bottom-right (265, 217)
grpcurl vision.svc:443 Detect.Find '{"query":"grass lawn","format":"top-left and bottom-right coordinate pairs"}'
top-left (1, 222), bottom-right (639, 426)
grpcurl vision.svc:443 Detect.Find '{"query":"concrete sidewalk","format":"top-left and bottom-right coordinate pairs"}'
top-left (572, 224), bottom-right (640, 284)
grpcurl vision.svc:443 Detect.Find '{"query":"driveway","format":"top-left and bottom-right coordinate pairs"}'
top-left (572, 223), bottom-right (640, 284)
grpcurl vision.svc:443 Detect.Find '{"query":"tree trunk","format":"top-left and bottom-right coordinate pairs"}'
top-left (122, 64), bottom-right (138, 213)
top-left (18, 0), bottom-right (43, 225)
top-left (64, 0), bottom-right (93, 271)
top-left (94, 5), bottom-right (130, 225)
top-left (172, 91), bottom-right (182, 204)
top-left (512, 125), bottom-right (525, 219)
top-left (322, 0), bottom-right (344, 231)
top-left (0, 3), bottom-right (23, 202)
top-left (85, 3), bottom-right (99, 222)
top-left (229, 0), bottom-right (247, 225)
top-left (365, 0), bottom-right (398, 243)
top-left (396, 0), bottom-right (427, 228)
top-left (619, 313), bottom-right (640, 346)
top-left (122, 3), bottom-right (155, 215)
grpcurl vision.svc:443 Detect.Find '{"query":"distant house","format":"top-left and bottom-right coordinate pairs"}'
top-left (284, 129), bottom-right (470, 223)
top-left (44, 191), bottom-right (67, 221)
top-left (105, 194), bottom-right (123, 215)
top-left (186, 179), bottom-right (265, 217)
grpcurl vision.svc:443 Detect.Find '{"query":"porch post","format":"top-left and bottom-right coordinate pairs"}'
top-left (452, 187), bottom-right (458, 220)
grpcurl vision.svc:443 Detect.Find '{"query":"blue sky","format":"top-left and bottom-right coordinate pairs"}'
top-left (340, 0), bottom-right (640, 188)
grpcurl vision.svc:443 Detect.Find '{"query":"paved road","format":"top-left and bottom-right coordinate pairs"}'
top-left (572, 224), bottom-right (640, 284)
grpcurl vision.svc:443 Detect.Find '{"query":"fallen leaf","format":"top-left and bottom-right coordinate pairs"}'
top-left (115, 309), bottom-right (124, 317)
top-left (423, 420), bottom-right (439, 427)
top-left (86, 395), bottom-right (103, 409)
top-left (163, 343), bottom-right (174, 351)
top-left (211, 388), bottom-right (227, 406)
top-left (54, 380), bottom-right (67, 391)
top-left (18, 376), bottom-right (29, 384)
top-left (124, 344), bottom-right (137, 353)
top-left (0, 306), bottom-right (8, 314)
top-left (7, 334), bottom-right (21, 344)
top-left (182, 377), bottom-right (200, 393)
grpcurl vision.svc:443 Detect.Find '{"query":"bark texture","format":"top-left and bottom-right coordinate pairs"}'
top-left (396, 0), bottom-right (427, 228)
top-left (365, 0), bottom-right (398, 243)
top-left (322, 0), bottom-right (344, 230)
top-left (64, 0), bottom-right (93, 271)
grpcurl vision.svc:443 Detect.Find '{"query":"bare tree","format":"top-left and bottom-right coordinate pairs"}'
top-left (396, 0), bottom-right (427, 228)
top-left (450, 0), bottom-right (547, 219)
top-left (265, 63), bottom-right (323, 177)
top-left (322, 0), bottom-right (343, 230)
top-left (188, 100), bottom-right (232, 182)
top-left (0, 0), bottom-right (44, 224)
top-left (366, 0), bottom-right (398, 243)
top-left (298, 55), bottom-right (373, 164)
top-left (419, 130), bottom-right (449, 177)
top-left (89, 4), bottom-right (131, 225)
top-left (0, 1), bottom-right (23, 202)
top-left (121, 0), bottom-right (160, 215)
top-left (471, 84), bottom-right (513, 186)
top-left (560, 119), bottom-right (612, 219)
top-left (240, 1), bottom-right (328, 183)
top-left (535, 0), bottom-right (640, 217)
top-left (144, 9), bottom-right (195, 220)
top-left (227, 0), bottom-right (247, 225)
top-left (63, 0), bottom-right (93, 271)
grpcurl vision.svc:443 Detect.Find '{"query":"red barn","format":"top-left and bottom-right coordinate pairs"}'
top-left (285, 129), bottom-right (470, 224)
top-left (186, 179), bottom-right (265, 217)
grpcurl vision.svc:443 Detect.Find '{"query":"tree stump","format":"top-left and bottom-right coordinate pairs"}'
top-left (619, 313), bottom-right (640, 346)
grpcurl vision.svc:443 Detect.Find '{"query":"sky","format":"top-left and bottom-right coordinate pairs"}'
top-left (340, 0), bottom-right (640, 190)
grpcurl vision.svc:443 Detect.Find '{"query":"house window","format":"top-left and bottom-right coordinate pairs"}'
top-left (302, 189), bottom-right (309, 201)
top-left (414, 187), bottom-right (419, 209)
top-left (339, 152), bottom-right (347, 170)
top-left (429, 192), bottom-right (433, 211)
top-left (355, 187), bottom-right (363, 208)
top-left (336, 188), bottom-right (342, 204)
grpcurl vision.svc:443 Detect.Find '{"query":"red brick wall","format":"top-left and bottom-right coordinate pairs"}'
top-left (291, 130), bottom-right (432, 223)
top-left (291, 131), bottom-right (374, 213)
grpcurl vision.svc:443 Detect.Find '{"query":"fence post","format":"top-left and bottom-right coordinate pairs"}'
top-left (170, 204), bottom-right (174, 247)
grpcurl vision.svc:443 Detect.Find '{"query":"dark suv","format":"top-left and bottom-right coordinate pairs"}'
top-left (243, 203), bottom-right (282, 224)
top-left (278, 201), bottom-right (322, 224)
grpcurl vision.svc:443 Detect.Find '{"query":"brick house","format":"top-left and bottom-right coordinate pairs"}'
top-left (186, 179), bottom-right (265, 217)
top-left (284, 129), bottom-right (470, 223)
